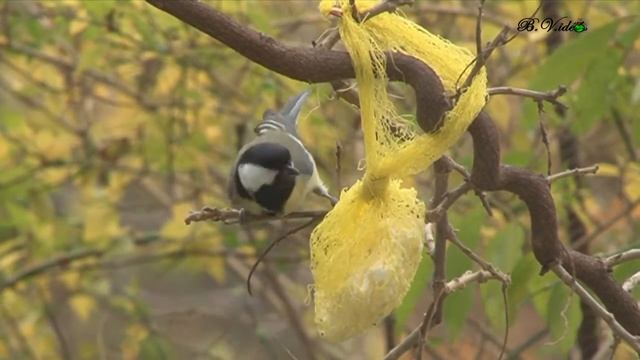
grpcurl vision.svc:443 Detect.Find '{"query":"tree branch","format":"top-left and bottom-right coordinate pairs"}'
top-left (547, 165), bottom-right (599, 183)
top-left (146, 0), bottom-right (450, 132)
top-left (488, 85), bottom-right (567, 111)
top-left (551, 264), bottom-right (640, 352)
top-left (622, 271), bottom-right (640, 293)
top-left (606, 249), bottom-right (640, 268)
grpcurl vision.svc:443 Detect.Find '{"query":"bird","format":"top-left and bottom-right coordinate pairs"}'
top-left (228, 90), bottom-right (336, 216)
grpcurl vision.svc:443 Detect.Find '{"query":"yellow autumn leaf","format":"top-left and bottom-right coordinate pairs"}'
top-left (205, 125), bottom-right (223, 142)
top-left (623, 164), bottom-right (640, 200)
top-left (186, 226), bottom-right (226, 282)
top-left (34, 131), bottom-right (78, 161)
top-left (615, 341), bottom-right (640, 360)
top-left (236, 245), bottom-right (255, 257)
top-left (161, 202), bottom-right (193, 240)
top-left (203, 231), bottom-right (225, 283)
top-left (219, 0), bottom-right (248, 14)
top-left (122, 323), bottom-right (149, 359)
top-left (40, 167), bottom-right (72, 184)
top-left (60, 272), bottom-right (80, 289)
top-left (0, 341), bottom-right (8, 358)
top-left (70, 294), bottom-right (96, 321)
top-left (19, 315), bottom-right (37, 340)
top-left (69, 19), bottom-right (88, 36)
top-left (33, 223), bottom-right (55, 244)
top-left (207, 342), bottom-right (234, 359)
top-left (156, 64), bottom-right (182, 95)
top-left (208, 256), bottom-right (226, 283)
top-left (0, 251), bottom-right (22, 270)
top-left (599, 162), bottom-right (640, 200)
top-left (596, 162), bottom-right (620, 177)
top-left (0, 137), bottom-right (9, 159)
top-left (2, 290), bottom-right (19, 308)
top-left (91, 108), bottom-right (143, 141)
top-left (108, 171), bottom-right (134, 203)
top-left (83, 203), bottom-right (123, 244)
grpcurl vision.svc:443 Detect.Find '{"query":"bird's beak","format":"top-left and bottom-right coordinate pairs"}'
top-left (285, 164), bottom-right (300, 176)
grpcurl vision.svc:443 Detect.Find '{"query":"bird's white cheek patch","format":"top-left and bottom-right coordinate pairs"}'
top-left (238, 164), bottom-right (278, 193)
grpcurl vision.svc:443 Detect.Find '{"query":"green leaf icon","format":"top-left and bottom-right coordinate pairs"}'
top-left (574, 23), bottom-right (586, 33)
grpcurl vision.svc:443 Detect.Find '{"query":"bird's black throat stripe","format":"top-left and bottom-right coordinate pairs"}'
top-left (235, 169), bottom-right (295, 214)
top-left (253, 171), bottom-right (295, 213)
top-left (234, 142), bottom-right (297, 214)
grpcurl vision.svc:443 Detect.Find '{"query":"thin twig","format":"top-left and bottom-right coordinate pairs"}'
top-left (37, 286), bottom-right (71, 360)
top-left (426, 182), bottom-right (473, 223)
top-left (475, 0), bottom-right (485, 62)
top-left (246, 217), bottom-right (319, 295)
top-left (184, 206), bottom-right (326, 225)
top-left (262, 264), bottom-right (318, 360)
top-left (384, 326), bottom-right (420, 360)
top-left (447, 227), bottom-right (511, 285)
top-left (359, 0), bottom-right (414, 23)
top-left (384, 270), bottom-right (504, 360)
top-left (390, 193), bottom-right (511, 360)
top-left (443, 156), bottom-right (493, 216)
top-left (0, 248), bottom-right (103, 292)
top-left (446, 270), bottom-right (495, 292)
top-left (611, 108), bottom-right (637, 161)
top-left (572, 198), bottom-right (640, 249)
top-left (547, 165), bottom-right (599, 183)
top-left (73, 248), bottom-right (302, 272)
top-left (468, 318), bottom-right (510, 353)
top-left (416, 3), bottom-right (513, 30)
top-left (448, 226), bottom-right (511, 360)
top-left (384, 315), bottom-right (396, 352)
top-left (550, 264), bottom-right (640, 352)
top-left (0, 304), bottom-right (38, 360)
top-left (417, 159), bottom-right (451, 359)
top-left (335, 141), bottom-right (342, 190)
top-left (537, 101), bottom-right (552, 176)
top-left (506, 328), bottom-right (548, 360)
top-left (605, 249), bottom-right (640, 268)
top-left (622, 271), bottom-right (640, 293)
top-left (456, 3), bottom-right (542, 97)
top-left (489, 85), bottom-right (568, 110)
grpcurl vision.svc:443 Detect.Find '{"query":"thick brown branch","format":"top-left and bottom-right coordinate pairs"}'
top-left (468, 113), bottom-right (640, 337)
top-left (146, 0), bottom-right (450, 131)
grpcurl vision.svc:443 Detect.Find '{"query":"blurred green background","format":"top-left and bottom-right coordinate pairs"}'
top-left (0, 0), bottom-right (639, 359)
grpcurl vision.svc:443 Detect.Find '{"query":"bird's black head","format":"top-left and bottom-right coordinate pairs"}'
top-left (235, 142), bottom-right (300, 214)
top-left (238, 142), bottom-right (297, 174)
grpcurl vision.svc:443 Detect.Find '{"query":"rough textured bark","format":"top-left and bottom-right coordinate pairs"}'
top-left (146, 0), bottom-right (640, 337)
top-left (542, 0), bottom-right (599, 357)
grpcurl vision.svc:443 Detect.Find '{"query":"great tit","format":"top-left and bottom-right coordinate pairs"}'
top-left (228, 90), bottom-right (336, 215)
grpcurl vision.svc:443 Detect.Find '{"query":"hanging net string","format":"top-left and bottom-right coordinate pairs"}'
top-left (310, 0), bottom-right (488, 341)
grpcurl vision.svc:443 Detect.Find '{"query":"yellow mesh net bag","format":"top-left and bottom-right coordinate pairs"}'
top-left (311, 0), bottom-right (488, 341)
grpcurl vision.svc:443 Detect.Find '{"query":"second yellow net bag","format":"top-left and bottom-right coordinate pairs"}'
top-left (311, 0), bottom-right (488, 341)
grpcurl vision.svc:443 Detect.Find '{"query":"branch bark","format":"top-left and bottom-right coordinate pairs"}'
top-left (146, 0), bottom-right (450, 132)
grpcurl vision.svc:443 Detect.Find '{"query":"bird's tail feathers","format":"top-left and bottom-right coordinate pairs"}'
top-left (255, 89), bottom-right (311, 137)
top-left (280, 89), bottom-right (311, 128)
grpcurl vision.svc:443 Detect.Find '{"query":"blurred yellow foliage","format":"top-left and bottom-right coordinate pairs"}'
top-left (70, 294), bottom-right (96, 321)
